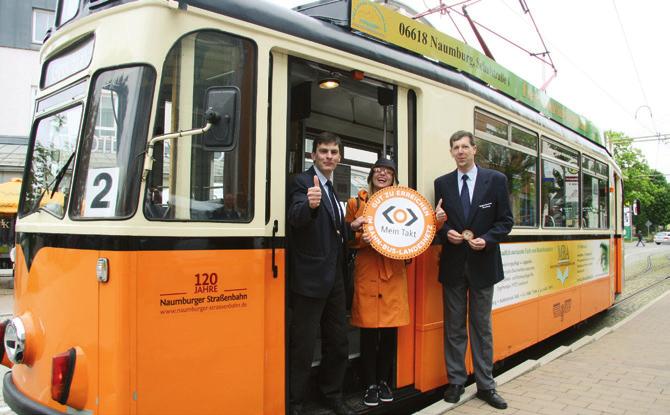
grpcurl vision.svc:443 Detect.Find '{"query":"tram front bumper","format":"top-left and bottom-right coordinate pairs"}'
top-left (3, 371), bottom-right (66, 415)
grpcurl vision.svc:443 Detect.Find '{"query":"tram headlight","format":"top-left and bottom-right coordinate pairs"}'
top-left (4, 317), bottom-right (26, 364)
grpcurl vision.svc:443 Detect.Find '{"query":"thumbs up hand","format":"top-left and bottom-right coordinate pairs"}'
top-left (308, 175), bottom-right (322, 209)
top-left (435, 198), bottom-right (447, 223)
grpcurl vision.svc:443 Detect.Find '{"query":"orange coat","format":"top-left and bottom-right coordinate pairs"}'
top-left (345, 189), bottom-right (410, 328)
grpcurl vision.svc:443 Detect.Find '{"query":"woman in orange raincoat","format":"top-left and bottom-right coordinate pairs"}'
top-left (345, 158), bottom-right (410, 407)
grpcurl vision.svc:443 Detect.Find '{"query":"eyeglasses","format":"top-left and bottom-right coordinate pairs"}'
top-left (373, 167), bottom-right (394, 175)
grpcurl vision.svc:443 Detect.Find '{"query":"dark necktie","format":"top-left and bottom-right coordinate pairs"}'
top-left (325, 180), bottom-right (341, 229)
top-left (461, 174), bottom-right (471, 219)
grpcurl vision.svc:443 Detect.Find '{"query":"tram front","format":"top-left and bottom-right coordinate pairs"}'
top-left (2, 1), bottom-right (284, 414)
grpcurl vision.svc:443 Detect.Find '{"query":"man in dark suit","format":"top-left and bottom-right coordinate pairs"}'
top-left (434, 130), bottom-right (514, 410)
top-left (287, 132), bottom-right (364, 415)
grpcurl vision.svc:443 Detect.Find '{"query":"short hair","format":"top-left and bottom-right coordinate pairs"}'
top-left (312, 131), bottom-right (343, 154)
top-left (449, 130), bottom-right (476, 148)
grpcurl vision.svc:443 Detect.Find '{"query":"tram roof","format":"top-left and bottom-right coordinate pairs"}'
top-left (61, 0), bottom-right (610, 157)
top-left (185, 0), bottom-right (608, 155)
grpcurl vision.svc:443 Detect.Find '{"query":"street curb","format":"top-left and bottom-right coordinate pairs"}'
top-left (413, 288), bottom-right (670, 414)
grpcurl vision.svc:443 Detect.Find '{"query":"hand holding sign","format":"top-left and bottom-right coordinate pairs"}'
top-left (307, 175), bottom-right (321, 209)
top-left (350, 215), bottom-right (368, 232)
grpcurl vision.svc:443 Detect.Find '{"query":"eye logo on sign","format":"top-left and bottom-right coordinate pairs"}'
top-left (382, 205), bottom-right (418, 226)
top-left (363, 186), bottom-right (437, 260)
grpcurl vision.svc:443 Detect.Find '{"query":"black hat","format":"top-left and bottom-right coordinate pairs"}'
top-left (367, 158), bottom-right (399, 184)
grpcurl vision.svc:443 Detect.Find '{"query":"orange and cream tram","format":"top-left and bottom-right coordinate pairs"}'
top-left (1, 0), bottom-right (623, 413)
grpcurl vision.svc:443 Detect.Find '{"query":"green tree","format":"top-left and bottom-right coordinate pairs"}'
top-left (607, 131), bottom-right (670, 234)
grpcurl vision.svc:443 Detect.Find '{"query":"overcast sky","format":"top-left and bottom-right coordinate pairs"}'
top-left (274, 0), bottom-right (670, 176)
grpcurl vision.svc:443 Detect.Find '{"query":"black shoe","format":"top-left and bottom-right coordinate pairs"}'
top-left (443, 383), bottom-right (464, 403)
top-left (476, 389), bottom-right (508, 409)
top-left (363, 385), bottom-right (379, 407)
top-left (327, 399), bottom-right (356, 415)
top-left (378, 380), bottom-right (393, 402)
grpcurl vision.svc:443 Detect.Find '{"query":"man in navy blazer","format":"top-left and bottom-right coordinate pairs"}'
top-left (434, 130), bottom-right (513, 410)
top-left (287, 132), bottom-right (364, 415)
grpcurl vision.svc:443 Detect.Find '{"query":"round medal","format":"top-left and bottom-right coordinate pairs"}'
top-left (462, 229), bottom-right (474, 241)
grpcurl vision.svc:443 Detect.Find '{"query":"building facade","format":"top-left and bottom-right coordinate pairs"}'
top-left (0, 0), bottom-right (56, 183)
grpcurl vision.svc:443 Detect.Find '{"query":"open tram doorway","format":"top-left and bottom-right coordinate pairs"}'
top-left (286, 57), bottom-right (398, 412)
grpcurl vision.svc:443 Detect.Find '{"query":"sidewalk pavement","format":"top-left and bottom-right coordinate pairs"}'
top-left (418, 289), bottom-right (670, 415)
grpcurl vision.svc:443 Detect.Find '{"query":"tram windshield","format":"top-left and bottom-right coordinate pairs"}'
top-left (70, 66), bottom-right (154, 219)
top-left (20, 105), bottom-right (82, 218)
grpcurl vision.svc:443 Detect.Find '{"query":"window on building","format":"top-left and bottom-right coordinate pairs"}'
top-left (33, 9), bottom-right (54, 44)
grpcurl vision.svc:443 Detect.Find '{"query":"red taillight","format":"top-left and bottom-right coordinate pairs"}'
top-left (0, 319), bottom-right (9, 367)
top-left (0, 320), bottom-right (7, 361)
top-left (51, 348), bottom-right (76, 405)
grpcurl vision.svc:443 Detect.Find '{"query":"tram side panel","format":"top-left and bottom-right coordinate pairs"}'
top-left (134, 247), bottom-right (284, 415)
top-left (412, 87), bottom-right (617, 391)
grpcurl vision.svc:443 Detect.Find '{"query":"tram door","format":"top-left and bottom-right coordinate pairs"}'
top-left (284, 56), bottom-right (415, 396)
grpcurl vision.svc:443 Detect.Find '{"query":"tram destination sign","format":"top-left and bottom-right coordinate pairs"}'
top-left (349, 0), bottom-right (602, 145)
top-left (362, 186), bottom-right (436, 260)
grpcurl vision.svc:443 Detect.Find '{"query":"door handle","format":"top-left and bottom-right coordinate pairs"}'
top-left (271, 219), bottom-right (278, 278)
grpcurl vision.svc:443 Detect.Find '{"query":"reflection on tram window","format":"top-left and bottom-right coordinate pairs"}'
top-left (145, 30), bottom-right (256, 222)
top-left (71, 66), bottom-right (155, 219)
top-left (474, 111), bottom-right (507, 141)
top-left (582, 156), bottom-right (609, 229)
top-left (475, 138), bottom-right (537, 227)
top-left (21, 105), bottom-right (83, 218)
top-left (474, 112), bottom-right (538, 227)
top-left (541, 160), bottom-right (580, 228)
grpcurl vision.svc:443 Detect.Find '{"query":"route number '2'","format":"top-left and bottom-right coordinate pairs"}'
top-left (85, 167), bottom-right (120, 217)
top-left (91, 173), bottom-right (112, 208)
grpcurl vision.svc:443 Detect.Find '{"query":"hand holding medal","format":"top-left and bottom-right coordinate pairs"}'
top-left (462, 229), bottom-right (474, 241)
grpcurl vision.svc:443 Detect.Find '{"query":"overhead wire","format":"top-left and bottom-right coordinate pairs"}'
top-left (612, 0), bottom-right (658, 135)
top-left (496, 0), bottom-right (656, 137)
top-left (412, 0), bottom-right (666, 148)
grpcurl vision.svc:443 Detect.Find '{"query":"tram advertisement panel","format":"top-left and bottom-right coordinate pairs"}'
top-left (493, 239), bottom-right (611, 309)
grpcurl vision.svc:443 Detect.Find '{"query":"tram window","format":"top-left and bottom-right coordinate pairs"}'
top-left (145, 31), bottom-right (256, 222)
top-left (475, 138), bottom-right (537, 227)
top-left (42, 36), bottom-right (94, 89)
top-left (57, 0), bottom-right (79, 26)
top-left (541, 159), bottom-right (580, 228)
top-left (474, 111), bottom-right (507, 140)
top-left (582, 156), bottom-right (609, 229)
top-left (511, 125), bottom-right (538, 151)
top-left (541, 139), bottom-right (579, 165)
top-left (71, 66), bottom-right (155, 219)
top-left (20, 105), bottom-right (83, 218)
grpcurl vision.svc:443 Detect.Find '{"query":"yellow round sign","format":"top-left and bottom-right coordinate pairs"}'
top-left (362, 186), bottom-right (437, 260)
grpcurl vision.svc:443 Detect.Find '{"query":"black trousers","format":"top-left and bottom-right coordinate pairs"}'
top-left (359, 327), bottom-right (397, 387)
top-left (289, 264), bottom-right (349, 406)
